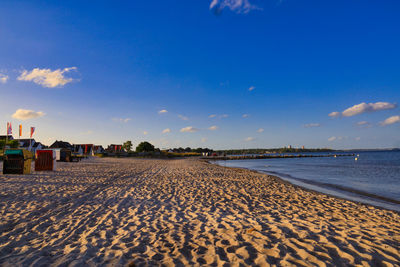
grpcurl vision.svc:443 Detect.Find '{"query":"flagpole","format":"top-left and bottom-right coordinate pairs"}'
top-left (5, 123), bottom-right (8, 151)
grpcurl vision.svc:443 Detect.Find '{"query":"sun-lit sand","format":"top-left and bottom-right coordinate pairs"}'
top-left (0, 157), bottom-right (399, 266)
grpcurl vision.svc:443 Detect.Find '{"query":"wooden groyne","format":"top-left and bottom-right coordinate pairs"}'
top-left (203, 153), bottom-right (355, 160)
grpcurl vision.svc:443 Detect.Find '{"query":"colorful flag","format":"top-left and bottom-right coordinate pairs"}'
top-left (7, 122), bottom-right (12, 135)
top-left (19, 125), bottom-right (22, 137)
top-left (30, 127), bottom-right (35, 138)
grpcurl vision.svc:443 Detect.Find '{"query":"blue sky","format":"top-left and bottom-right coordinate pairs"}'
top-left (0, 0), bottom-right (399, 149)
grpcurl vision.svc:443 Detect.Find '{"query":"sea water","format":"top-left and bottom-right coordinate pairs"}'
top-left (215, 151), bottom-right (400, 212)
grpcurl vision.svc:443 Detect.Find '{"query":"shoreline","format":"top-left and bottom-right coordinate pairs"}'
top-left (1, 157), bottom-right (399, 266)
top-left (210, 159), bottom-right (400, 213)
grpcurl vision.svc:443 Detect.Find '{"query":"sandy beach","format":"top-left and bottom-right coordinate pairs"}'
top-left (0, 157), bottom-right (399, 266)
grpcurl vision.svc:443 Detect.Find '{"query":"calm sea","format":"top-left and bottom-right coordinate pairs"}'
top-left (215, 151), bottom-right (400, 212)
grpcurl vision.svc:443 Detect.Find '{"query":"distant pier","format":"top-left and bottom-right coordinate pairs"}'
top-left (203, 153), bottom-right (355, 160)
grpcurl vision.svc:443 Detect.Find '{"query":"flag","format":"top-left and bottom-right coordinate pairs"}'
top-left (7, 122), bottom-right (12, 135)
top-left (30, 127), bottom-right (35, 138)
top-left (19, 125), bottom-right (22, 137)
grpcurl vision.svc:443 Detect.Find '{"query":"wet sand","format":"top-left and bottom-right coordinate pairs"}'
top-left (0, 157), bottom-right (399, 266)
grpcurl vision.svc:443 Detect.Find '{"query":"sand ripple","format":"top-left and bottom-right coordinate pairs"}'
top-left (0, 158), bottom-right (399, 266)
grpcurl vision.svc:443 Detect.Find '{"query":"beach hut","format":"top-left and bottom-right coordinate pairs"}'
top-left (60, 149), bottom-right (72, 162)
top-left (3, 149), bottom-right (33, 174)
top-left (50, 148), bottom-right (72, 162)
top-left (35, 149), bottom-right (57, 171)
top-left (51, 148), bottom-right (62, 161)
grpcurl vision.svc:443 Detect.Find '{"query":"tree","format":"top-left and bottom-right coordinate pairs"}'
top-left (9, 140), bottom-right (19, 148)
top-left (0, 140), bottom-right (18, 149)
top-left (123, 140), bottom-right (133, 152)
top-left (136, 141), bottom-right (155, 153)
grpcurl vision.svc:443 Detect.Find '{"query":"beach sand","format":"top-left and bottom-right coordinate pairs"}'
top-left (0, 157), bottom-right (399, 266)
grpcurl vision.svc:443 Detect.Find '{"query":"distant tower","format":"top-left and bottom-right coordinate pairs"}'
top-left (302, 145), bottom-right (305, 149)
top-left (288, 145), bottom-right (292, 149)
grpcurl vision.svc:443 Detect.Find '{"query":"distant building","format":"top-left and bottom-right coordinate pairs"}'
top-left (74, 144), bottom-right (94, 155)
top-left (302, 145), bottom-right (305, 149)
top-left (287, 145), bottom-right (292, 149)
top-left (0, 135), bottom-right (14, 141)
top-left (106, 144), bottom-right (123, 153)
top-left (50, 140), bottom-right (74, 150)
top-left (73, 145), bottom-right (84, 155)
top-left (93, 145), bottom-right (105, 154)
top-left (18, 139), bottom-right (43, 153)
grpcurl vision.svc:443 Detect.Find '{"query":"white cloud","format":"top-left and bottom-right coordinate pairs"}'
top-left (303, 123), bottom-right (321, 128)
top-left (180, 126), bottom-right (199, 133)
top-left (328, 136), bottom-right (337, 142)
top-left (380, 115), bottom-right (400, 126)
top-left (329, 111), bottom-right (341, 118)
top-left (208, 125), bottom-right (218, 131)
top-left (0, 74), bottom-right (9, 84)
top-left (208, 114), bottom-right (217, 118)
top-left (257, 128), bottom-right (264, 133)
top-left (248, 86), bottom-right (255, 91)
top-left (178, 114), bottom-right (189, 121)
top-left (162, 128), bottom-right (171, 134)
top-left (330, 102), bottom-right (397, 118)
top-left (113, 118), bottom-right (131, 123)
top-left (245, 137), bottom-right (255, 142)
top-left (143, 131), bottom-right (148, 135)
top-left (242, 114), bottom-right (249, 118)
top-left (158, 109), bottom-right (168, 114)
top-left (209, 0), bottom-right (259, 14)
top-left (12, 109), bottom-right (45, 120)
top-left (18, 67), bottom-right (77, 88)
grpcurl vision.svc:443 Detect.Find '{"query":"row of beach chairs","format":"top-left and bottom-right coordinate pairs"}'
top-left (2, 149), bottom-right (82, 174)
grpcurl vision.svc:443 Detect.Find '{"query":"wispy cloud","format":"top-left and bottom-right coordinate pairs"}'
top-left (12, 109), bottom-right (45, 120)
top-left (18, 67), bottom-right (77, 88)
top-left (209, 0), bottom-right (260, 14)
top-left (257, 128), bottom-right (264, 133)
top-left (303, 123), bottom-right (321, 128)
top-left (328, 111), bottom-right (341, 118)
top-left (113, 118), bottom-right (131, 123)
top-left (180, 126), bottom-right (199, 133)
top-left (330, 102), bottom-right (397, 118)
top-left (242, 114), bottom-right (249, 118)
top-left (0, 74), bottom-right (9, 84)
top-left (209, 114), bottom-right (228, 119)
top-left (245, 137), bottom-right (255, 142)
top-left (80, 130), bottom-right (93, 135)
top-left (328, 136), bottom-right (345, 142)
top-left (201, 137), bottom-right (207, 143)
top-left (248, 86), bottom-right (255, 91)
top-left (328, 136), bottom-right (337, 142)
top-left (178, 114), bottom-right (189, 121)
top-left (162, 128), bottom-right (171, 134)
top-left (355, 137), bottom-right (361, 141)
top-left (380, 115), bottom-right (400, 126)
top-left (208, 125), bottom-right (218, 131)
top-left (356, 121), bottom-right (371, 128)
top-left (158, 109), bottom-right (168, 114)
